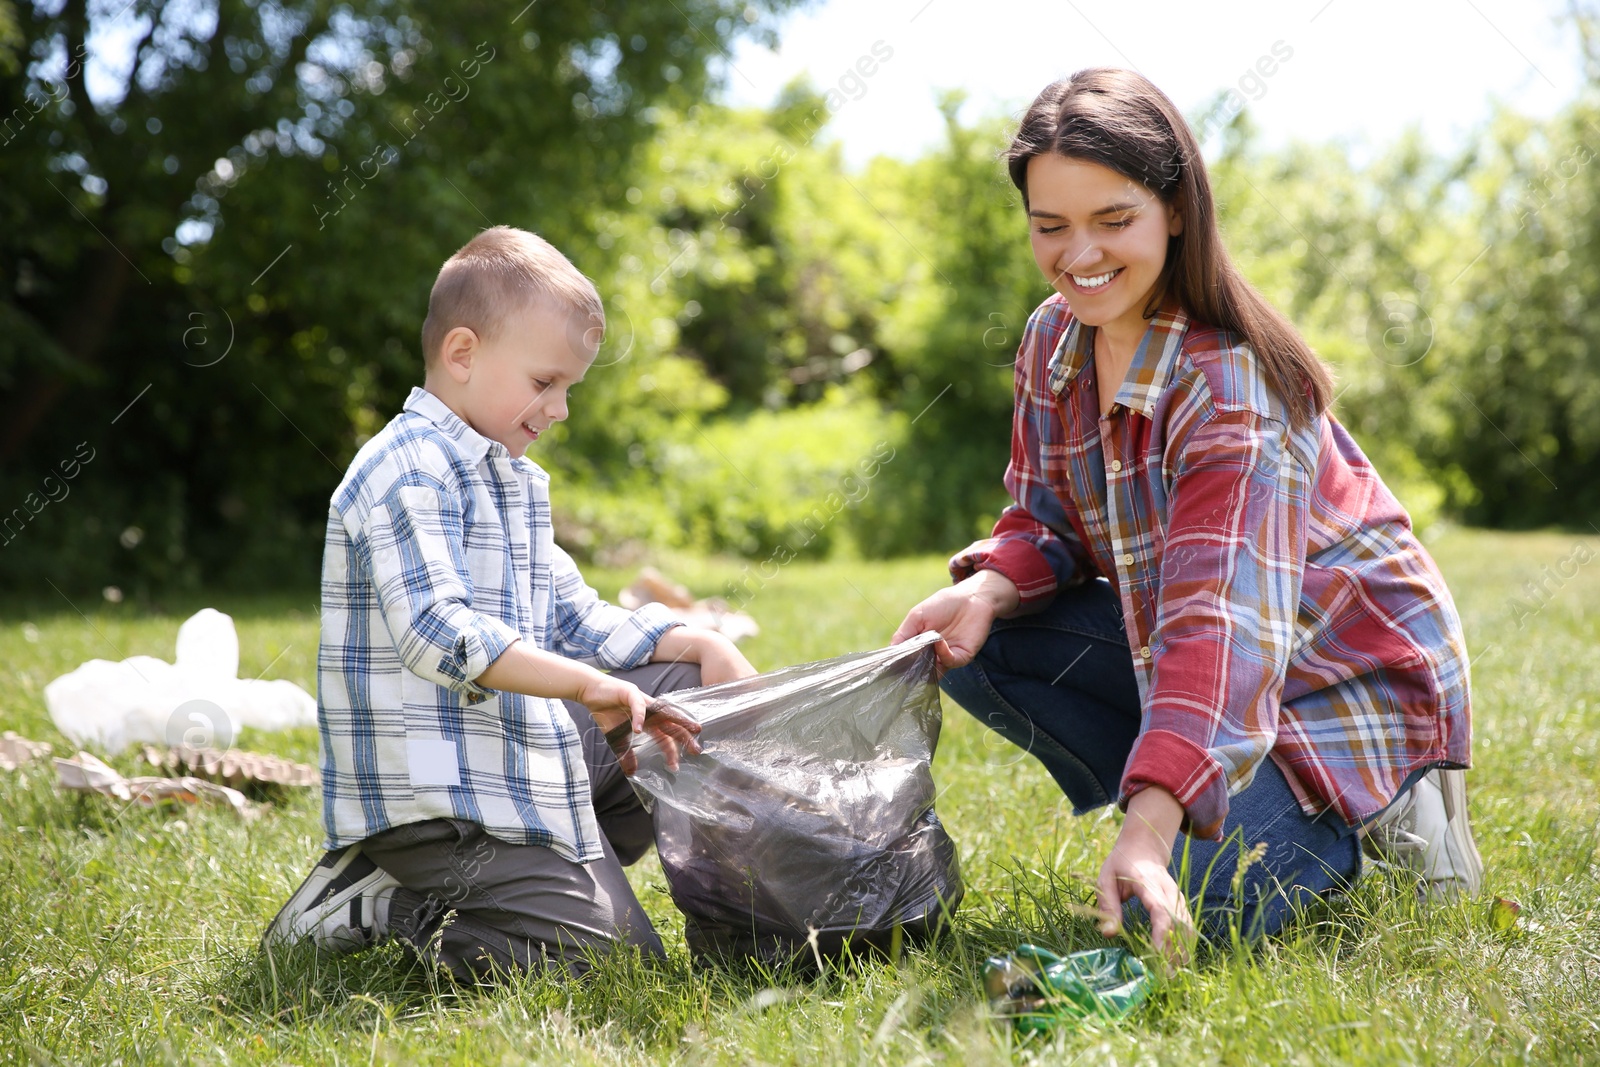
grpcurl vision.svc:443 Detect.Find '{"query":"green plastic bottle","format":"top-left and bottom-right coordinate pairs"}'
top-left (983, 944), bottom-right (1151, 1034)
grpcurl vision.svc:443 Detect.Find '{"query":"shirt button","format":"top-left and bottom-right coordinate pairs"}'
top-left (1123, 553), bottom-right (1135, 566)
top-left (1140, 645), bottom-right (1152, 660)
top-left (1110, 460), bottom-right (1122, 472)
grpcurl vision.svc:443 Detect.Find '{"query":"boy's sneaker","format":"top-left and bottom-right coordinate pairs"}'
top-left (1364, 768), bottom-right (1484, 899)
top-left (261, 844), bottom-right (400, 954)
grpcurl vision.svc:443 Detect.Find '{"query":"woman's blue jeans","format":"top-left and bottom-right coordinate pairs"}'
top-left (940, 577), bottom-right (1364, 941)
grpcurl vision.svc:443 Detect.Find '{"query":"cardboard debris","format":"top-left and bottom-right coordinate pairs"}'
top-left (623, 568), bottom-right (696, 608)
top-left (55, 751), bottom-right (256, 819)
top-left (0, 732), bottom-right (53, 771)
top-left (138, 743), bottom-right (319, 792)
top-left (618, 567), bottom-right (760, 643)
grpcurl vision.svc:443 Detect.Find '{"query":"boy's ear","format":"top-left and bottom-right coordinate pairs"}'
top-left (566, 310), bottom-right (605, 364)
top-left (438, 326), bottom-right (479, 383)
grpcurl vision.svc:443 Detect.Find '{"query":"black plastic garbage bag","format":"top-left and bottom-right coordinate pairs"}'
top-left (627, 632), bottom-right (963, 965)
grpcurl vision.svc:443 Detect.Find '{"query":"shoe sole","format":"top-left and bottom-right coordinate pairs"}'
top-left (262, 845), bottom-right (384, 951)
top-left (1435, 768), bottom-right (1485, 897)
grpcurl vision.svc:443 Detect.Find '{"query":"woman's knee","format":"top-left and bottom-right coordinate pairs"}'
top-left (1173, 812), bottom-right (1363, 941)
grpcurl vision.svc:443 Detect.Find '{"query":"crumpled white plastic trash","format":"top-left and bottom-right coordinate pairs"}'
top-left (44, 608), bottom-right (316, 753)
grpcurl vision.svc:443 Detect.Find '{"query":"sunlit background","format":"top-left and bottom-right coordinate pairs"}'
top-left (2, 0), bottom-right (1597, 594)
top-left (723, 0), bottom-right (1583, 164)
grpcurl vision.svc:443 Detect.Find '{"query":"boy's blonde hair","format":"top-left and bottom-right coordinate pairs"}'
top-left (421, 226), bottom-right (603, 365)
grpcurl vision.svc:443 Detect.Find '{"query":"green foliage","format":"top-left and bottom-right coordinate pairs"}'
top-left (1203, 121), bottom-right (1478, 531)
top-left (858, 96), bottom-right (1040, 555)
top-left (1427, 102), bottom-right (1600, 525)
top-left (0, 0), bottom-right (802, 594)
top-left (655, 384), bottom-right (899, 558)
top-left (552, 385), bottom-right (900, 564)
top-left (0, 2), bottom-right (19, 74)
top-left (552, 91), bottom-right (1034, 562)
top-left (6, 4), bottom-right (1599, 594)
top-left (539, 81), bottom-right (926, 563)
top-left (1177, 99), bottom-right (1600, 533)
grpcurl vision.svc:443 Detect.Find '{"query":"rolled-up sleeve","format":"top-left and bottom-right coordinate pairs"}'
top-left (545, 544), bottom-right (682, 669)
top-left (1120, 410), bottom-right (1309, 839)
top-left (363, 481), bottom-right (522, 703)
top-left (950, 314), bottom-right (1097, 612)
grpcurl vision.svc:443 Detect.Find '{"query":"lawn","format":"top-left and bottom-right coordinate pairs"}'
top-left (1, 526), bottom-right (1596, 1064)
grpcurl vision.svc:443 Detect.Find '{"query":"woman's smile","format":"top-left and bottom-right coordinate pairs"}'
top-left (1066, 266), bottom-right (1124, 293)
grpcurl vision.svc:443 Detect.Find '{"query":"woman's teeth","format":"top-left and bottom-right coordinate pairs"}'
top-left (1072, 268), bottom-right (1121, 289)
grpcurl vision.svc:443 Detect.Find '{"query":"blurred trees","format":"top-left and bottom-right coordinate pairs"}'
top-left (591, 82), bottom-right (1600, 567)
top-left (0, 0), bottom-right (801, 592)
top-left (3, 1), bottom-right (1597, 596)
top-left (851, 94), bottom-right (1041, 556)
top-left (1432, 101), bottom-right (1600, 524)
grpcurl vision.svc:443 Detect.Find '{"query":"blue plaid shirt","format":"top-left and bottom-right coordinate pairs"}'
top-left (317, 387), bottom-right (679, 861)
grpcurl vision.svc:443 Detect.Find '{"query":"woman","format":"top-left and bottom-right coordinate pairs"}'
top-left (891, 68), bottom-right (1480, 958)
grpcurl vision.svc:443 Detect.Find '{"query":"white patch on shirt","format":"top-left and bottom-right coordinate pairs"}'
top-left (517, 746), bottom-right (565, 782)
top-left (406, 738), bottom-right (462, 788)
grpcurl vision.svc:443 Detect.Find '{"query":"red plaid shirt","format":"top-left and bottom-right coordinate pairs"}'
top-left (952, 294), bottom-right (1471, 839)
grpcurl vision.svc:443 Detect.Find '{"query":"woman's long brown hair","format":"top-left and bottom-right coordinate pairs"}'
top-left (1005, 68), bottom-right (1334, 429)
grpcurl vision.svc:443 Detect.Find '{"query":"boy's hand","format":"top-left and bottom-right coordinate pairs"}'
top-left (597, 697), bottom-right (703, 776)
top-left (474, 642), bottom-right (703, 773)
top-left (651, 627), bottom-right (758, 687)
top-left (574, 672), bottom-right (651, 727)
top-left (573, 672), bottom-right (703, 775)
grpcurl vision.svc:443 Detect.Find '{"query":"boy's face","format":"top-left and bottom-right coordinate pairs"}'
top-left (440, 302), bottom-right (599, 454)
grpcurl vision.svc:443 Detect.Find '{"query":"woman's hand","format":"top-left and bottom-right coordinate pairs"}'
top-left (1096, 786), bottom-right (1195, 971)
top-left (891, 570), bottom-right (1020, 668)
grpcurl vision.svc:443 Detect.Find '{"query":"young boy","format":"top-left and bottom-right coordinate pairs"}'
top-left (262, 226), bottom-right (755, 980)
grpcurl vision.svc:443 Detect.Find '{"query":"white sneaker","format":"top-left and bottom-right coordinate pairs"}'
top-left (261, 844), bottom-right (400, 954)
top-left (1365, 768), bottom-right (1484, 899)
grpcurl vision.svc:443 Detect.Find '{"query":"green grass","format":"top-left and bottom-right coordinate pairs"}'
top-left (1, 526), bottom-right (1597, 1064)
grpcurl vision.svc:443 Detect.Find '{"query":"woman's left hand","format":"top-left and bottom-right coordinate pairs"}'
top-left (1096, 786), bottom-right (1196, 971)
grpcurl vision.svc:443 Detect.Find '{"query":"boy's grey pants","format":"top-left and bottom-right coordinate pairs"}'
top-left (361, 661), bottom-right (700, 982)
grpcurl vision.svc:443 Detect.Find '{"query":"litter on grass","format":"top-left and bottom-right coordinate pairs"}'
top-left (0, 731), bottom-right (53, 771)
top-left (55, 750), bottom-right (257, 819)
top-left (984, 944), bottom-right (1151, 1034)
top-left (138, 743), bottom-right (320, 794)
top-left (45, 608), bottom-right (315, 753)
top-left (617, 567), bottom-right (760, 643)
top-left (627, 631), bottom-right (962, 966)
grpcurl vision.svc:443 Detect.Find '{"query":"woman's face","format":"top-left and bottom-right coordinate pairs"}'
top-left (1025, 153), bottom-right (1182, 341)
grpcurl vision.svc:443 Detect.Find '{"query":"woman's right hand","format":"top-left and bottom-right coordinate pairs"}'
top-left (891, 570), bottom-right (1021, 669)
